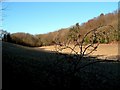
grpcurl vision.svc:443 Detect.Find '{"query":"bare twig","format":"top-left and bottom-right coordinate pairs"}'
top-left (54, 24), bottom-right (116, 76)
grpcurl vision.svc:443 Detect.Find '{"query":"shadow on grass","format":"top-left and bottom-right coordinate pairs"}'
top-left (2, 42), bottom-right (120, 90)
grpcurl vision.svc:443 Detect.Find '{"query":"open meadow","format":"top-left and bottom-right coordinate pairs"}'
top-left (2, 42), bottom-right (120, 90)
top-left (39, 43), bottom-right (119, 60)
top-left (1, 2), bottom-right (119, 90)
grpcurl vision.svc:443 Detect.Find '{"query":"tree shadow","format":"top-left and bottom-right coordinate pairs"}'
top-left (2, 42), bottom-right (120, 90)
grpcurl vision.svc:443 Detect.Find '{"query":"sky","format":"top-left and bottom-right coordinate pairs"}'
top-left (2, 0), bottom-right (119, 2)
top-left (2, 2), bottom-right (118, 35)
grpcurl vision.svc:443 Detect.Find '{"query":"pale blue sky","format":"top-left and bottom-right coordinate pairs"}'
top-left (2, 2), bottom-right (118, 35)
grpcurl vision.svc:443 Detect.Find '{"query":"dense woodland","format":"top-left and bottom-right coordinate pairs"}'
top-left (2, 11), bottom-right (119, 47)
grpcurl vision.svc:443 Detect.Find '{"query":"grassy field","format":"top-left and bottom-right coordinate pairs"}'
top-left (2, 42), bottom-right (120, 90)
top-left (39, 43), bottom-right (118, 60)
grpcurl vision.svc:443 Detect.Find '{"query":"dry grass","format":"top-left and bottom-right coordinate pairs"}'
top-left (38, 43), bottom-right (118, 60)
top-left (3, 42), bottom-right (120, 89)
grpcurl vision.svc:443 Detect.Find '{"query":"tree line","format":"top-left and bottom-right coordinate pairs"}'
top-left (2, 11), bottom-right (119, 47)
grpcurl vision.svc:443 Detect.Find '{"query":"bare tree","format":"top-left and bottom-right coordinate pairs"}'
top-left (54, 24), bottom-right (119, 78)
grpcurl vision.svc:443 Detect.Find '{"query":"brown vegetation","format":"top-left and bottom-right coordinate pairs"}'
top-left (3, 42), bottom-right (120, 89)
top-left (2, 10), bottom-right (120, 90)
top-left (3, 11), bottom-right (118, 47)
top-left (39, 43), bottom-right (118, 60)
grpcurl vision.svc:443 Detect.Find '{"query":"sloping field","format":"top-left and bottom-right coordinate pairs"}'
top-left (39, 43), bottom-right (119, 60)
top-left (2, 42), bottom-right (120, 89)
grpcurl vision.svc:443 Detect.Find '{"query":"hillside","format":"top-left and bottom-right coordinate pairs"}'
top-left (8, 11), bottom-right (118, 47)
top-left (2, 42), bottom-right (120, 89)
